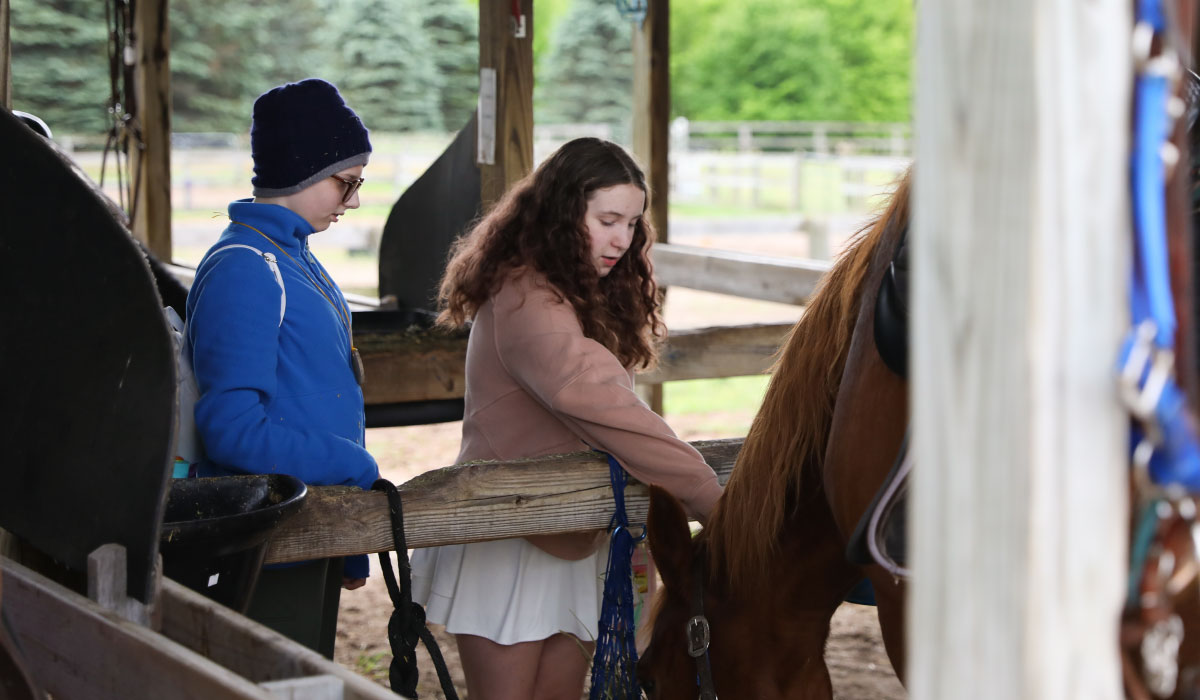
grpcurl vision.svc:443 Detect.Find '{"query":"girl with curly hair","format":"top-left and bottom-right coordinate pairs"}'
top-left (411, 138), bottom-right (722, 699)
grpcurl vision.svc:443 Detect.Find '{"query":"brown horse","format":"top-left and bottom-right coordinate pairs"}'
top-left (637, 171), bottom-right (911, 699)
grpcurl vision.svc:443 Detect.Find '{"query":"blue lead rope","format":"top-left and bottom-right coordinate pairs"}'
top-left (589, 453), bottom-right (644, 700)
top-left (1121, 0), bottom-right (1200, 493)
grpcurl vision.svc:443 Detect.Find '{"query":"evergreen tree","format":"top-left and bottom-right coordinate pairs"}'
top-left (420, 0), bottom-right (478, 132)
top-left (538, 0), bottom-right (633, 129)
top-left (10, 0), bottom-right (110, 135)
top-left (336, 0), bottom-right (444, 132)
top-left (172, 0), bottom-right (327, 133)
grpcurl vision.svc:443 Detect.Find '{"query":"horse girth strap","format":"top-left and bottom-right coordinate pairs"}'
top-left (687, 557), bottom-right (718, 700)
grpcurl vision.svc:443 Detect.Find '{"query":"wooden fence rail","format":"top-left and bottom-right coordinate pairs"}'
top-left (264, 438), bottom-right (741, 564)
top-left (651, 243), bottom-right (830, 306)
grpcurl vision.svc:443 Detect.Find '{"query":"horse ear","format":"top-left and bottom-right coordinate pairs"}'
top-left (646, 485), bottom-right (695, 594)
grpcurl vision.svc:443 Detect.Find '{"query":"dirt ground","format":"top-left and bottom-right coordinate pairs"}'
top-left (331, 225), bottom-right (907, 698)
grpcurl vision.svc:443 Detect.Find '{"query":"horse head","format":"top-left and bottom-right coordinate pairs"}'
top-left (638, 486), bottom-right (850, 700)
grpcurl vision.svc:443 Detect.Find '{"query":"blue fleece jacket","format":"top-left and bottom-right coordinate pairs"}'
top-left (186, 200), bottom-right (377, 579)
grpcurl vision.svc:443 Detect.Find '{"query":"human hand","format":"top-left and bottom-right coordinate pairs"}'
top-left (343, 577), bottom-right (367, 590)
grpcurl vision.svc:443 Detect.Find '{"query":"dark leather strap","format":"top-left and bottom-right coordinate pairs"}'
top-left (688, 557), bottom-right (719, 700)
top-left (372, 478), bottom-right (459, 700)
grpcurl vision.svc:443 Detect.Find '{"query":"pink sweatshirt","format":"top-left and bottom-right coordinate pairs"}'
top-left (456, 268), bottom-right (723, 559)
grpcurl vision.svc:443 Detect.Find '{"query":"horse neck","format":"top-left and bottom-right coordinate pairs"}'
top-left (707, 171), bottom-right (912, 590)
top-left (698, 498), bottom-right (861, 693)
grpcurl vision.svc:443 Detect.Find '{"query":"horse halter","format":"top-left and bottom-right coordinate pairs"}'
top-left (686, 557), bottom-right (719, 700)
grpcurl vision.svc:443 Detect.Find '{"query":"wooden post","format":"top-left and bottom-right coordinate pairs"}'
top-left (0, 0), bottom-right (10, 111)
top-left (478, 0), bottom-right (534, 209)
top-left (87, 544), bottom-right (157, 628)
top-left (130, 0), bottom-right (172, 261)
top-left (633, 0), bottom-right (670, 414)
top-left (911, 1), bottom-right (1129, 698)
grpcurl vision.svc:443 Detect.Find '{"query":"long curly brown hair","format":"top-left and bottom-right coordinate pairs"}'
top-left (437, 137), bottom-right (665, 369)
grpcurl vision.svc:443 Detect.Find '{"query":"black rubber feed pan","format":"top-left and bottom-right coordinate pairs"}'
top-left (160, 474), bottom-right (307, 612)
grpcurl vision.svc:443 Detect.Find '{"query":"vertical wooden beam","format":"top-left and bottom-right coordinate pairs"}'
top-left (911, 1), bottom-right (1129, 698)
top-left (633, 0), bottom-right (670, 246)
top-left (0, 0), bottom-right (11, 111)
top-left (478, 0), bottom-right (534, 209)
top-left (633, 0), bottom-right (670, 414)
top-left (130, 0), bottom-right (172, 261)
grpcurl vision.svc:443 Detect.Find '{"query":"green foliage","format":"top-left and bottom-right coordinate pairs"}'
top-left (673, 0), bottom-right (912, 122)
top-left (538, 0), bottom-right (632, 127)
top-left (336, 0), bottom-right (445, 132)
top-left (533, 0), bottom-right (572, 74)
top-left (10, 0), bottom-right (110, 135)
top-left (421, 0), bottom-right (480, 132)
top-left (171, 0), bottom-right (330, 132)
top-left (10, 0), bottom-right (911, 135)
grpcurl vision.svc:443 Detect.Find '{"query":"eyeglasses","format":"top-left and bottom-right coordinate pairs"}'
top-left (330, 173), bottom-right (365, 204)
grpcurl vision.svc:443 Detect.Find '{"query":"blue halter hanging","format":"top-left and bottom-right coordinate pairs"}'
top-left (1121, 0), bottom-right (1200, 493)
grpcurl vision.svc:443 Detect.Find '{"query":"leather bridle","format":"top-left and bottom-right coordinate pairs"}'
top-left (686, 557), bottom-right (719, 700)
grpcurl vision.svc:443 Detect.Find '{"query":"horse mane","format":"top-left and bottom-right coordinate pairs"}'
top-left (705, 169), bottom-right (911, 587)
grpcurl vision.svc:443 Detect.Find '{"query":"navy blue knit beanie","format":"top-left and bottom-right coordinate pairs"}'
top-left (250, 79), bottom-right (372, 197)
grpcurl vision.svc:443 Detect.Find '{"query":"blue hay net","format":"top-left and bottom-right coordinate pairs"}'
top-left (589, 453), bottom-right (643, 700)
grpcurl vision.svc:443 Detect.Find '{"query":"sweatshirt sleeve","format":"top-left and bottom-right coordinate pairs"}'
top-left (188, 250), bottom-right (378, 491)
top-left (492, 276), bottom-right (722, 520)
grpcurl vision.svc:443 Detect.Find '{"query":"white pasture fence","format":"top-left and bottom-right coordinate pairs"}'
top-left (672, 118), bottom-right (911, 157)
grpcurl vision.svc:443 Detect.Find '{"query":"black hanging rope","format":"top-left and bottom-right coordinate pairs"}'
top-left (371, 478), bottom-right (459, 700)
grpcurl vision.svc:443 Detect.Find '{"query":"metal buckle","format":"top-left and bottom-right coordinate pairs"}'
top-left (1120, 321), bottom-right (1174, 440)
top-left (686, 616), bottom-right (710, 658)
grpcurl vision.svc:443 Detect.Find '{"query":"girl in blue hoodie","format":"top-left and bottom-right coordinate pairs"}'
top-left (185, 78), bottom-right (379, 657)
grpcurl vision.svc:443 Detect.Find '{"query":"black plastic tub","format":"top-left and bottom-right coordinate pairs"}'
top-left (159, 474), bottom-right (307, 613)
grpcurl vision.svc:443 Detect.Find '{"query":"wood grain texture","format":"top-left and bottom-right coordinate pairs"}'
top-left (910, 1), bottom-right (1129, 697)
top-left (2, 557), bottom-right (273, 700)
top-left (264, 439), bottom-right (741, 564)
top-left (159, 579), bottom-right (401, 699)
top-left (633, 0), bottom-right (670, 415)
top-left (357, 327), bottom-right (469, 404)
top-left (355, 322), bottom-right (788, 403)
top-left (651, 242), bottom-right (830, 305)
top-left (639, 322), bottom-right (790, 383)
top-left (130, 0), bottom-right (172, 260)
top-left (479, 0), bottom-right (533, 208)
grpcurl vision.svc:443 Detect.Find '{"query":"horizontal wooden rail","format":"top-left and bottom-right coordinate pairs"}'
top-left (3, 558), bottom-right (274, 700)
top-left (356, 322), bottom-right (792, 405)
top-left (264, 438), bottom-right (742, 564)
top-left (651, 242), bottom-right (830, 305)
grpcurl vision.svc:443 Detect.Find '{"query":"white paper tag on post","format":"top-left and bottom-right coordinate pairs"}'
top-left (478, 68), bottom-right (497, 165)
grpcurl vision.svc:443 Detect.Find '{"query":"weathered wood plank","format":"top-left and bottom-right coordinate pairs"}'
top-left (264, 438), bottom-right (741, 564)
top-left (356, 326), bottom-right (470, 404)
top-left (159, 579), bottom-right (402, 700)
top-left (479, 0), bottom-right (533, 208)
top-left (640, 322), bottom-right (789, 383)
top-left (130, 0), bottom-right (172, 260)
top-left (259, 675), bottom-right (344, 700)
top-left (651, 242), bottom-right (830, 305)
top-left (910, 0), bottom-right (1128, 697)
top-left (87, 543), bottom-right (157, 627)
top-left (2, 557), bottom-right (273, 700)
top-left (356, 322), bottom-right (789, 404)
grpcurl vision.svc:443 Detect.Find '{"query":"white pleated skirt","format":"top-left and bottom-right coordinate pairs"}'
top-left (410, 537), bottom-right (609, 646)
